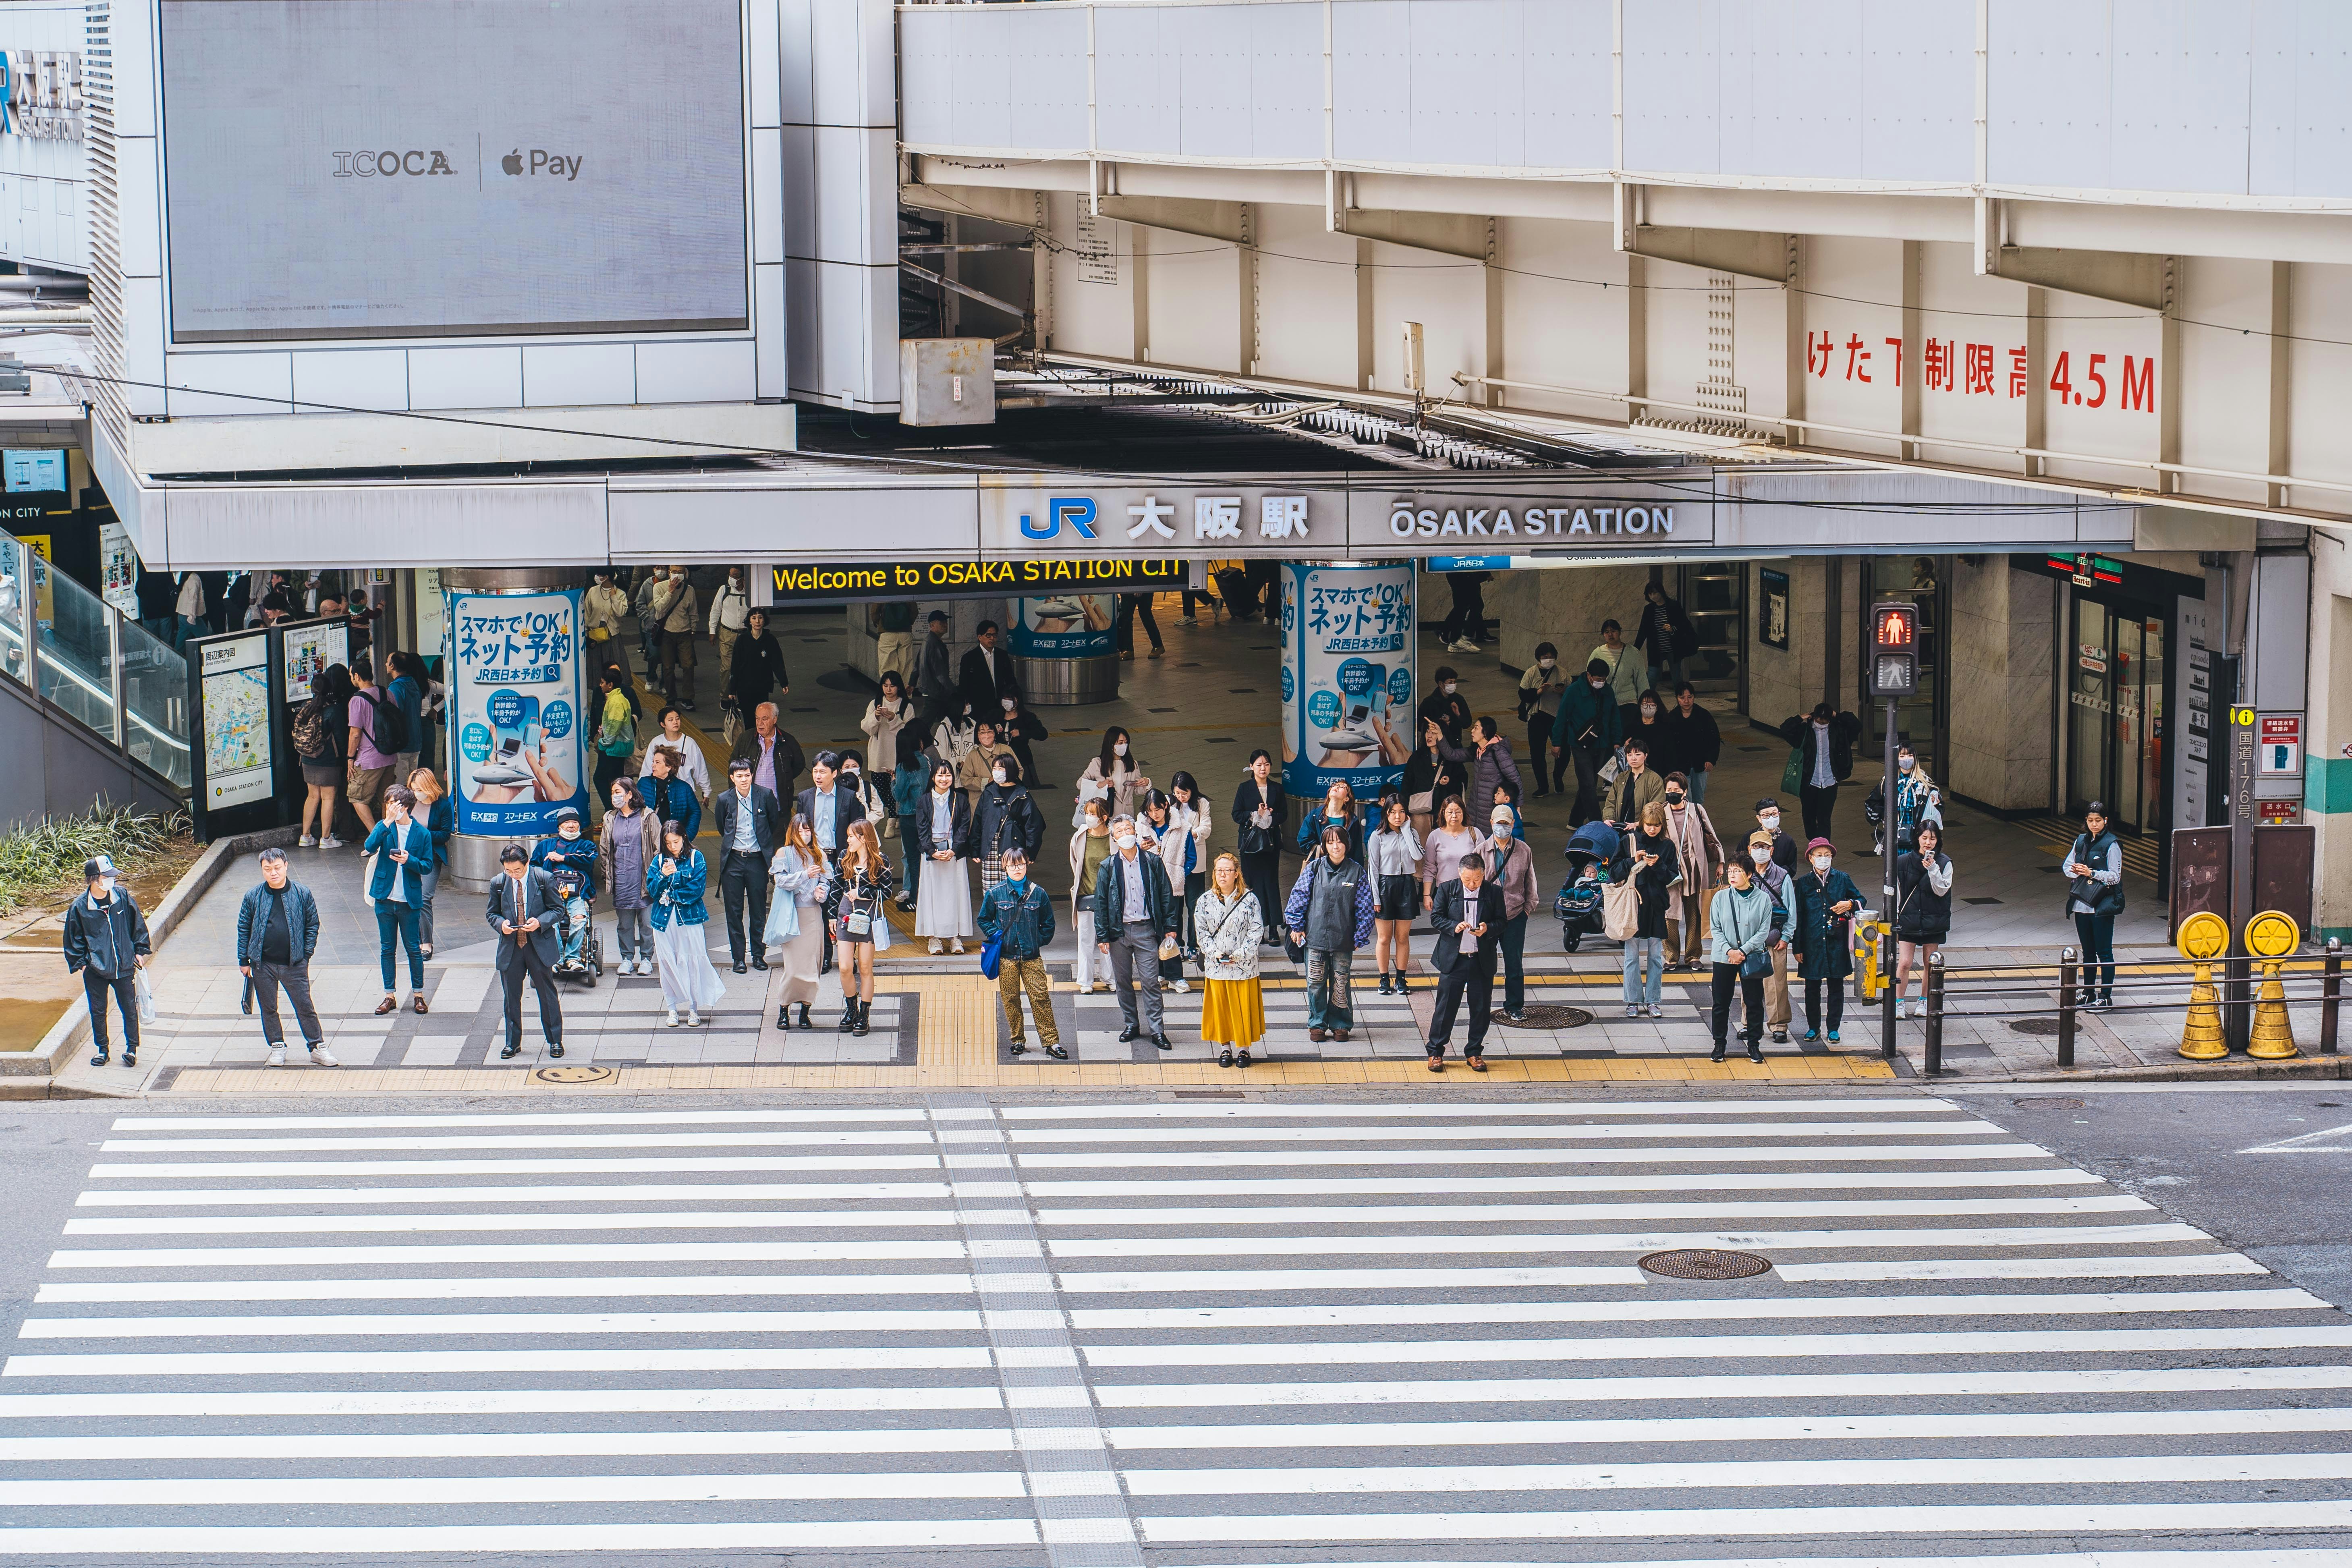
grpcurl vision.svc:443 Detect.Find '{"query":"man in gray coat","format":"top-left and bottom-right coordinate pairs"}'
top-left (485, 843), bottom-right (565, 1060)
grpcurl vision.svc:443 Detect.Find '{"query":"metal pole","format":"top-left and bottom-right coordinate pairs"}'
top-left (1924, 950), bottom-right (1944, 1077)
top-left (2057, 945), bottom-right (2078, 1070)
top-left (2226, 697), bottom-right (2256, 1052)
top-left (106, 608), bottom-right (124, 752)
top-left (1881, 697), bottom-right (1898, 1058)
top-left (2324, 937), bottom-right (2342, 1057)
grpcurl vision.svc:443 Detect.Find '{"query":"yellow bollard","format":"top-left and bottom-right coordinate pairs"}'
top-left (2175, 911), bottom-right (2228, 1061)
top-left (2246, 910), bottom-right (2303, 1060)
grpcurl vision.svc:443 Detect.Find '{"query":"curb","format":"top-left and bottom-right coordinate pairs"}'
top-left (1905, 1052), bottom-right (2349, 1085)
top-left (12, 825), bottom-right (299, 1098)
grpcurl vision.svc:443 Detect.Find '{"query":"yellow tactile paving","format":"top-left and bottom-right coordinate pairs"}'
top-left (159, 973), bottom-right (1900, 1094)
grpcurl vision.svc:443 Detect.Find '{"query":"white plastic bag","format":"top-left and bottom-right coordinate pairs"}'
top-left (133, 967), bottom-right (157, 1026)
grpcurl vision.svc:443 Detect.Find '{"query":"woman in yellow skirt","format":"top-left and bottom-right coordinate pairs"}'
top-left (1195, 851), bottom-right (1265, 1068)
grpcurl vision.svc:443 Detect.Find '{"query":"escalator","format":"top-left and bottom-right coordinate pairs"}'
top-left (0, 530), bottom-right (189, 825)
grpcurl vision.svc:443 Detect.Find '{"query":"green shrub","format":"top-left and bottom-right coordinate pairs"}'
top-left (0, 802), bottom-right (192, 915)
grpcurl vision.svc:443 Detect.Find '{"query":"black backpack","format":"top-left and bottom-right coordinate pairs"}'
top-left (362, 689), bottom-right (410, 755)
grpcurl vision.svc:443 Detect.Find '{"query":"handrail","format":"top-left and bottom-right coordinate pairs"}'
top-left (0, 527), bottom-right (192, 793)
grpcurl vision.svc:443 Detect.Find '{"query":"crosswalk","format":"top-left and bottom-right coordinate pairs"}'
top-left (2, 1097), bottom-right (2348, 1561)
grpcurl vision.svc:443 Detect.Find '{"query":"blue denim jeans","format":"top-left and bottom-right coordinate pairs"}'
top-left (1306, 946), bottom-right (1355, 1029)
top-left (375, 900), bottom-right (423, 992)
top-left (1621, 936), bottom-right (1665, 1008)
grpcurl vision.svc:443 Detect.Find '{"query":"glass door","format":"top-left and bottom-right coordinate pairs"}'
top-left (1674, 562), bottom-right (1744, 705)
top-left (2066, 599), bottom-right (2165, 834)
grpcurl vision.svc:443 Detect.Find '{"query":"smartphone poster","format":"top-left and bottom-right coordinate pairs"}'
top-left (1280, 560), bottom-right (1415, 799)
top-left (447, 588), bottom-right (587, 836)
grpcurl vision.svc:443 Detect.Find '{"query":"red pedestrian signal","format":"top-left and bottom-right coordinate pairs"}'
top-left (1868, 601), bottom-right (1918, 698)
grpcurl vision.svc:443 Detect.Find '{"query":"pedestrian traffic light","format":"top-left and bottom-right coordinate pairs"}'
top-left (1868, 600), bottom-right (1917, 698)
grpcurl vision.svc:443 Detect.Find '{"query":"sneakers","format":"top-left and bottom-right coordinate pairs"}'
top-left (1446, 638), bottom-right (1479, 654)
top-left (268, 1045), bottom-right (286, 1068)
top-left (928, 937), bottom-right (944, 955)
top-left (307, 1044), bottom-right (340, 1068)
top-left (950, 938), bottom-right (966, 955)
top-left (1172, 979), bottom-right (1191, 993)
top-left (686, 1009), bottom-right (701, 1027)
top-left (1646, 1005), bottom-right (1667, 1019)
top-left (319, 835), bottom-right (344, 849)
top-left (664, 1008), bottom-right (680, 1028)
top-left (297, 834), bottom-right (317, 848)
top-left (1624, 1005), bottom-right (1641, 1019)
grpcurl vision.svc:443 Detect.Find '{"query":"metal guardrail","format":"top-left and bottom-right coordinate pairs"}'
top-left (1915, 942), bottom-right (2344, 1077)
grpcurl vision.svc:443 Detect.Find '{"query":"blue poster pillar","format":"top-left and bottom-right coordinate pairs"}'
top-left (1010, 592), bottom-right (1120, 705)
top-left (1281, 560), bottom-right (1416, 801)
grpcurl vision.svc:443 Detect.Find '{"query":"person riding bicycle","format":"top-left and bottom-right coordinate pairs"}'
top-left (529, 807), bottom-right (599, 974)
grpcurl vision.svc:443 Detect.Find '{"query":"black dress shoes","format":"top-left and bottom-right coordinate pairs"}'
top-left (732, 961), bottom-right (747, 975)
top-left (1117, 1025), bottom-right (1140, 1043)
top-left (750, 955), bottom-right (767, 971)
top-left (548, 1042), bottom-right (564, 1058)
top-left (499, 1043), bottom-right (520, 1060)
top-left (1151, 1035), bottom-right (1172, 1052)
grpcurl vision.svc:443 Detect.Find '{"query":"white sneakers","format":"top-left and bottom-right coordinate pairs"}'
top-left (928, 938), bottom-right (944, 955)
top-left (319, 835), bottom-right (344, 849)
top-left (268, 1046), bottom-right (285, 1068)
top-left (1171, 978), bottom-right (1192, 993)
top-left (664, 1008), bottom-right (680, 1028)
top-left (950, 938), bottom-right (966, 955)
top-left (296, 835), bottom-right (317, 848)
top-left (268, 1044), bottom-right (339, 1067)
top-left (1447, 637), bottom-right (1482, 655)
top-left (685, 1009), bottom-right (701, 1027)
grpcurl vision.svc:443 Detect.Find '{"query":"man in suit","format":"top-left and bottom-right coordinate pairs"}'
top-left (795, 749), bottom-right (867, 976)
top-left (729, 701), bottom-right (805, 803)
top-left (916, 610), bottom-right (958, 730)
top-left (485, 844), bottom-right (565, 1060)
top-left (711, 756), bottom-right (785, 974)
top-left (957, 619), bottom-right (1049, 788)
top-left (1425, 852), bottom-right (1500, 1072)
top-left (1091, 813), bottom-right (1180, 1052)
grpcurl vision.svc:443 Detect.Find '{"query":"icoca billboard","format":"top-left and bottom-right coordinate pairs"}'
top-left (159, 0), bottom-right (749, 343)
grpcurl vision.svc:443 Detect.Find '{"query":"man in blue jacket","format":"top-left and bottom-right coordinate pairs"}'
top-left (236, 848), bottom-right (336, 1069)
top-left (977, 845), bottom-right (1064, 1059)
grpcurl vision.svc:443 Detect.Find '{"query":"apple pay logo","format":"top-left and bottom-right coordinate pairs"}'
top-left (502, 148), bottom-right (583, 181)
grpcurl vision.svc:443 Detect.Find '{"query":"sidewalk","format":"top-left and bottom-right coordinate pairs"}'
top-left (55, 600), bottom-right (2235, 1097)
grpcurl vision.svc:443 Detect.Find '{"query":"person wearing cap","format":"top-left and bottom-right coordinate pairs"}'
top-left (1483, 804), bottom-right (1539, 1022)
top-left (977, 845), bottom-right (1064, 1058)
top-left (487, 842), bottom-right (566, 1058)
top-left (1752, 797), bottom-right (1801, 875)
top-left (529, 807), bottom-right (601, 975)
top-left (583, 568), bottom-right (630, 662)
top-left (1791, 837), bottom-right (1863, 1043)
top-left (1744, 828), bottom-right (1796, 1043)
top-left (237, 847), bottom-right (336, 1069)
top-left (1551, 657), bottom-right (1623, 828)
top-left (62, 855), bottom-right (149, 1069)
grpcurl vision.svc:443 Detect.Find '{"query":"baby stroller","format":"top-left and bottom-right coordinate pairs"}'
top-left (1555, 819), bottom-right (1622, 952)
top-left (544, 863), bottom-right (604, 983)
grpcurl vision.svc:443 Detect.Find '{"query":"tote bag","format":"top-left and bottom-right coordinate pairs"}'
top-left (1780, 747), bottom-right (1805, 796)
top-left (1601, 879), bottom-right (1641, 942)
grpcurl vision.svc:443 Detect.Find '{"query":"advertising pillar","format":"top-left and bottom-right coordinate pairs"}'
top-left (1010, 592), bottom-right (1119, 705)
top-left (1282, 560), bottom-right (1416, 802)
top-left (445, 581), bottom-right (588, 889)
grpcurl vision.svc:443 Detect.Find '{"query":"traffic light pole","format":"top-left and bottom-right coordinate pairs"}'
top-left (1881, 698), bottom-right (1899, 1061)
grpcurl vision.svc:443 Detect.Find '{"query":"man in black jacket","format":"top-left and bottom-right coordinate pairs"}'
top-left (796, 749), bottom-right (868, 975)
top-left (1653, 682), bottom-right (1723, 802)
top-left (62, 855), bottom-right (150, 1068)
top-left (1779, 704), bottom-right (1865, 844)
top-left (235, 848), bottom-right (336, 1070)
top-left (1092, 815), bottom-right (1180, 1052)
top-left (729, 703), bottom-right (805, 803)
top-left (1424, 853), bottom-right (1499, 1072)
top-left (1634, 580), bottom-right (1698, 692)
top-left (712, 757), bottom-right (786, 973)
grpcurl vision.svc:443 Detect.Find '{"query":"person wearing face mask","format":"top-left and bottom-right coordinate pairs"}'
top-left (530, 806), bottom-right (601, 978)
top-left (1286, 824), bottom-right (1376, 1043)
top-left (63, 855), bottom-right (150, 1070)
top-left (1612, 801), bottom-right (1681, 1018)
top-left (1707, 857), bottom-right (1781, 1064)
top-left (1791, 837), bottom-right (1863, 1043)
top-left (1230, 749), bottom-right (1287, 947)
top-left (979, 846), bottom-right (1063, 1057)
top-left (1417, 668), bottom-right (1473, 745)
top-left (1516, 643), bottom-right (1565, 796)
top-left (1425, 852), bottom-right (1499, 1071)
top-left (1437, 715), bottom-right (1524, 828)
top-left (707, 564), bottom-right (751, 688)
top-left (590, 666), bottom-right (640, 823)
top-left (1893, 821), bottom-right (1954, 1020)
top-left (1551, 658), bottom-right (1623, 828)
top-left (838, 755), bottom-right (885, 838)
top-left (1076, 726), bottom-right (1150, 823)
top-left (1587, 619), bottom-right (1643, 728)
top-left (1626, 688), bottom-right (1673, 780)
top-left (975, 751), bottom-right (1046, 900)
top-left (1744, 830), bottom-right (1795, 1044)
top-left (1068, 796), bottom-right (1116, 993)
top-left (1484, 807), bottom-right (1539, 1022)
top-left (915, 759), bottom-right (976, 956)
top-left (650, 565), bottom-right (700, 711)
top-left (1657, 771), bottom-right (1723, 972)
top-left (958, 718), bottom-right (1018, 805)
top-left (1779, 702), bottom-right (1865, 844)
top-left (796, 751), bottom-right (868, 975)
top-left (1865, 742), bottom-right (1944, 858)
top-left (1753, 797), bottom-right (1800, 875)
top-left (600, 776), bottom-right (659, 977)
top-left (1095, 814), bottom-right (1180, 1052)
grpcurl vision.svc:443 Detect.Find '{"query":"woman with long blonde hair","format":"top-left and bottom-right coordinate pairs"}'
top-left (823, 819), bottom-right (894, 1036)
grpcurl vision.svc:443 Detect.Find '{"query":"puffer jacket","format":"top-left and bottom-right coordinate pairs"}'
top-left (1193, 886), bottom-right (1263, 981)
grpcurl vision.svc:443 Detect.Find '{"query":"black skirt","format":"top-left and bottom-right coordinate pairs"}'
top-left (1375, 873), bottom-right (1422, 921)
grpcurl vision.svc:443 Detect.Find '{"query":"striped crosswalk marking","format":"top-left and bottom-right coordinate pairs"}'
top-left (2, 1095), bottom-right (2342, 1562)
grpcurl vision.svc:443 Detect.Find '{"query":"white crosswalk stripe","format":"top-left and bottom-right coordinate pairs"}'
top-left (1, 1095), bottom-right (2342, 1562)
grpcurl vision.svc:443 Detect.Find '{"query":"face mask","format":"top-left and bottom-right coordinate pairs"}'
top-left (1641, 703), bottom-right (1657, 718)
top-left (1665, 789), bottom-right (1684, 803)
top-left (670, 570), bottom-right (684, 581)
top-left (1812, 855), bottom-right (1833, 871)
top-left (1114, 742), bottom-right (1128, 757)
top-left (1537, 657), bottom-right (1555, 670)
top-left (1759, 812), bottom-right (1780, 831)
top-left (1491, 820), bottom-right (1514, 836)
top-left (1751, 846), bottom-right (1772, 865)
top-left (96, 877), bottom-right (116, 896)
top-left (1442, 682), bottom-right (1457, 696)
top-left (611, 792), bottom-right (627, 809)
top-left (1899, 756), bottom-right (1915, 772)
top-left (991, 767), bottom-right (1007, 785)
top-left (1590, 677), bottom-right (1606, 689)
top-left (559, 825), bottom-right (580, 840)
top-left (1116, 834), bottom-right (1138, 851)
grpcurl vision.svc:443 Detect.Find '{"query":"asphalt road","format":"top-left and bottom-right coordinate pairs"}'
top-left (0, 1085), bottom-right (2343, 1567)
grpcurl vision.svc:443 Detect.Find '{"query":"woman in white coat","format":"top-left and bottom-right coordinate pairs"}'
top-left (1162, 770), bottom-right (1214, 960)
top-left (860, 672), bottom-right (911, 779)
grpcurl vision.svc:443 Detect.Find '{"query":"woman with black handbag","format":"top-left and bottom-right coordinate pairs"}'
top-left (822, 821), bottom-right (894, 1036)
top-left (2063, 803), bottom-right (2124, 1010)
top-left (1707, 857), bottom-right (1780, 1062)
top-left (1231, 749), bottom-right (1286, 947)
top-left (1893, 821), bottom-right (1954, 1019)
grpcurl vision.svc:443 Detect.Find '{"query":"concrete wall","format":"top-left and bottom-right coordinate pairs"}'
top-left (1947, 558), bottom-right (2057, 812)
top-left (1483, 563), bottom-right (1654, 686)
top-left (1746, 557), bottom-right (1825, 730)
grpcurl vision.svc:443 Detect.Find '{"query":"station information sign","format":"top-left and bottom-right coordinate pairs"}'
top-left (763, 557), bottom-right (1185, 604)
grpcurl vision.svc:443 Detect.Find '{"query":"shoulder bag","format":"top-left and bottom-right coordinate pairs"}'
top-left (1780, 746), bottom-right (1805, 796)
top-left (1601, 877), bottom-right (1640, 942)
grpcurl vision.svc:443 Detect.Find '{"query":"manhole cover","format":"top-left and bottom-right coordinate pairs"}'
top-left (2010, 1018), bottom-right (2062, 1036)
top-left (1640, 1249), bottom-right (1772, 1281)
top-left (531, 1064), bottom-right (617, 1085)
top-left (1495, 1005), bottom-right (1593, 1029)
